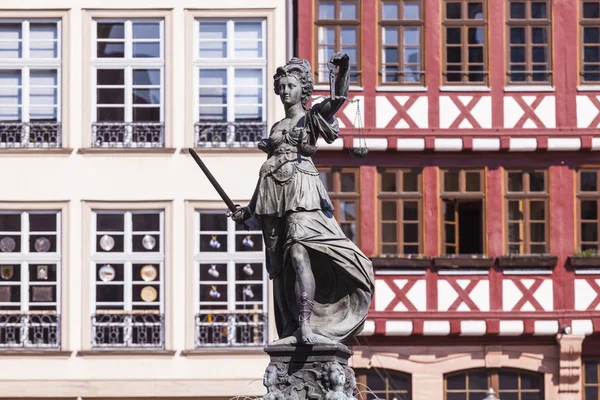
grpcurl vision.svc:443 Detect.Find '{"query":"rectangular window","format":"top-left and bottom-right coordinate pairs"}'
top-left (195, 210), bottom-right (267, 347)
top-left (506, 0), bottom-right (552, 85)
top-left (0, 20), bottom-right (61, 148)
top-left (578, 170), bottom-right (600, 252)
top-left (319, 167), bottom-right (360, 244)
top-left (90, 210), bottom-right (165, 349)
top-left (194, 19), bottom-right (267, 147)
top-left (442, 0), bottom-right (488, 85)
top-left (377, 168), bottom-right (422, 255)
top-left (441, 169), bottom-right (485, 254)
top-left (505, 170), bottom-right (548, 254)
top-left (584, 360), bottom-right (600, 400)
top-left (581, 1), bottom-right (600, 83)
top-left (0, 211), bottom-right (61, 349)
top-left (315, 0), bottom-right (361, 85)
top-left (91, 19), bottom-right (165, 148)
top-left (379, 0), bottom-right (425, 85)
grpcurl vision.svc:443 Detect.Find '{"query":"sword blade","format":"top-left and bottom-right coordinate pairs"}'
top-left (188, 148), bottom-right (237, 212)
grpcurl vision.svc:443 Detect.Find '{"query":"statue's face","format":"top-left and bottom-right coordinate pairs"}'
top-left (329, 364), bottom-right (345, 387)
top-left (264, 365), bottom-right (278, 387)
top-left (277, 75), bottom-right (302, 107)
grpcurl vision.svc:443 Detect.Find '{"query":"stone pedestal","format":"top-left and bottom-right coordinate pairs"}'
top-left (259, 342), bottom-right (357, 400)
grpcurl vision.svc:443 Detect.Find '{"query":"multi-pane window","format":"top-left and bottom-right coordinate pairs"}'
top-left (355, 369), bottom-right (411, 400)
top-left (0, 20), bottom-right (61, 148)
top-left (581, 1), bottom-right (600, 83)
top-left (319, 167), bottom-right (360, 244)
top-left (378, 168), bottom-right (422, 255)
top-left (379, 0), bottom-right (424, 85)
top-left (90, 210), bottom-right (165, 348)
top-left (91, 19), bottom-right (165, 148)
top-left (195, 210), bottom-right (267, 347)
top-left (442, 0), bottom-right (488, 85)
top-left (585, 360), bottom-right (600, 400)
top-left (441, 169), bottom-right (485, 255)
top-left (578, 170), bottom-right (600, 252)
top-left (315, 0), bottom-right (361, 84)
top-left (505, 170), bottom-right (548, 255)
top-left (507, 0), bottom-right (552, 85)
top-left (445, 369), bottom-right (543, 400)
top-left (0, 211), bottom-right (61, 349)
top-left (195, 19), bottom-right (267, 147)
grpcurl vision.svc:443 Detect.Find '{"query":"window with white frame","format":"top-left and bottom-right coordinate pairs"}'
top-left (0, 20), bottom-right (61, 148)
top-left (194, 210), bottom-right (267, 347)
top-left (91, 19), bottom-right (165, 148)
top-left (90, 210), bottom-right (165, 349)
top-left (0, 211), bottom-right (61, 349)
top-left (194, 19), bottom-right (267, 147)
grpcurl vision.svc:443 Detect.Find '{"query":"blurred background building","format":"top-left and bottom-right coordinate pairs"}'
top-left (1, 0), bottom-right (600, 400)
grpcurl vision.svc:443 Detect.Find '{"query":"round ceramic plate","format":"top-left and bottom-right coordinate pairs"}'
top-left (140, 264), bottom-right (157, 282)
top-left (99, 235), bottom-right (115, 251)
top-left (98, 264), bottom-right (115, 282)
top-left (34, 237), bottom-right (51, 252)
top-left (0, 237), bottom-right (16, 253)
top-left (142, 235), bottom-right (156, 250)
top-left (140, 286), bottom-right (157, 302)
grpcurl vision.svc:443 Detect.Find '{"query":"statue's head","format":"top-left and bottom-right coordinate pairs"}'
top-left (273, 58), bottom-right (313, 110)
top-left (324, 361), bottom-right (346, 391)
top-left (264, 362), bottom-right (287, 388)
top-left (343, 367), bottom-right (357, 397)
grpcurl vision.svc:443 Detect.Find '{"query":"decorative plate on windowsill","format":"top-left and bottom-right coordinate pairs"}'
top-left (497, 254), bottom-right (558, 268)
top-left (371, 256), bottom-right (431, 268)
top-left (568, 256), bottom-right (600, 268)
top-left (432, 255), bottom-right (493, 269)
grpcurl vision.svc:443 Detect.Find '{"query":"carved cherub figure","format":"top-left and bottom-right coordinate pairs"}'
top-left (261, 363), bottom-right (287, 400)
top-left (324, 362), bottom-right (348, 400)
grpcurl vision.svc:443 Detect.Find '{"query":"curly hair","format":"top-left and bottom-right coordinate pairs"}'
top-left (273, 57), bottom-right (314, 110)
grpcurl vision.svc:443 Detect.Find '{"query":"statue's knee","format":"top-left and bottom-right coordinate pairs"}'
top-left (290, 244), bottom-right (307, 270)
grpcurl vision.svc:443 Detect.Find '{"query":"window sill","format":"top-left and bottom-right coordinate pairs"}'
top-left (504, 86), bottom-right (555, 92)
top-left (371, 256), bottom-right (431, 268)
top-left (433, 255), bottom-right (493, 269)
top-left (182, 147), bottom-right (261, 155)
top-left (497, 254), bottom-right (558, 268)
top-left (376, 86), bottom-right (428, 92)
top-left (0, 147), bottom-right (74, 155)
top-left (77, 349), bottom-right (176, 356)
top-left (313, 85), bottom-right (364, 91)
top-left (577, 85), bottom-right (600, 92)
top-left (568, 255), bottom-right (600, 268)
top-left (78, 147), bottom-right (177, 155)
top-left (0, 350), bottom-right (72, 357)
top-left (181, 347), bottom-right (266, 356)
top-left (440, 86), bottom-right (490, 92)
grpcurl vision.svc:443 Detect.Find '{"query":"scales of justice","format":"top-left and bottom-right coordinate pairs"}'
top-left (189, 52), bottom-right (374, 400)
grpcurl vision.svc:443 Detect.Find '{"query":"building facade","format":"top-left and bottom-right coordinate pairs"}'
top-left (0, 0), bottom-right (291, 398)
top-left (299, 0), bottom-right (600, 399)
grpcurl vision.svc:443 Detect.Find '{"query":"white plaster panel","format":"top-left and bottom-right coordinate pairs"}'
top-left (343, 96), bottom-right (364, 128)
top-left (376, 96), bottom-right (395, 128)
top-left (470, 96), bottom-right (492, 128)
top-left (534, 280), bottom-right (554, 311)
top-left (356, 138), bottom-right (388, 151)
top-left (434, 138), bottom-right (463, 151)
top-left (469, 280), bottom-right (490, 312)
top-left (472, 138), bottom-right (500, 151)
top-left (385, 320), bottom-right (413, 336)
top-left (536, 96), bottom-right (556, 128)
top-left (423, 321), bottom-right (451, 336)
top-left (504, 97), bottom-right (525, 128)
top-left (397, 138), bottom-right (425, 151)
top-left (460, 320), bottom-right (487, 336)
top-left (375, 279), bottom-right (395, 311)
top-left (547, 138), bottom-right (581, 151)
top-left (534, 320), bottom-right (559, 336)
top-left (502, 280), bottom-right (520, 311)
top-left (407, 96), bottom-right (428, 128)
top-left (439, 96), bottom-right (460, 128)
top-left (499, 320), bottom-right (524, 336)
top-left (509, 138), bottom-right (537, 152)
top-left (438, 280), bottom-right (458, 312)
top-left (577, 95), bottom-right (597, 128)
top-left (575, 279), bottom-right (600, 311)
top-left (398, 279), bottom-right (427, 312)
top-left (359, 320), bottom-right (375, 336)
top-left (317, 137), bottom-right (344, 150)
top-left (593, 137), bottom-right (600, 151)
top-left (572, 319), bottom-right (594, 336)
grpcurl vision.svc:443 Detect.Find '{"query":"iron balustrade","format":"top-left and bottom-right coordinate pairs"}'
top-left (0, 311), bottom-right (60, 349)
top-left (194, 121), bottom-right (267, 148)
top-left (195, 310), bottom-right (267, 347)
top-left (91, 311), bottom-right (164, 349)
top-left (0, 122), bottom-right (61, 148)
top-left (92, 122), bottom-right (164, 148)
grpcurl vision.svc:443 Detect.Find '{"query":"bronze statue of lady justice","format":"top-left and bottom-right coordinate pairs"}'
top-left (230, 52), bottom-right (374, 345)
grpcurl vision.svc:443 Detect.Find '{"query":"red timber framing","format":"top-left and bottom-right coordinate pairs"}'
top-left (300, 0), bottom-right (590, 336)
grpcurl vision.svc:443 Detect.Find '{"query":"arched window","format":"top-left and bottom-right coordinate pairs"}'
top-left (584, 360), bottom-right (600, 399)
top-left (355, 368), bottom-right (411, 400)
top-left (445, 368), bottom-right (543, 400)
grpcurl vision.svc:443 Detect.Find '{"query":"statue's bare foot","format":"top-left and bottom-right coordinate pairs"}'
top-left (297, 322), bottom-right (317, 344)
top-left (281, 322), bottom-right (298, 338)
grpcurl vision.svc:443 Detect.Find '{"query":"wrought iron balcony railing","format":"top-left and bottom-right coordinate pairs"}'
top-left (92, 122), bottom-right (164, 148)
top-left (195, 310), bottom-right (267, 348)
top-left (194, 121), bottom-right (267, 148)
top-left (91, 311), bottom-right (164, 349)
top-left (0, 311), bottom-right (60, 349)
top-left (0, 122), bottom-right (61, 148)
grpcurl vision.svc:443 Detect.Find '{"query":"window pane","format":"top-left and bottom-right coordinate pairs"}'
top-left (465, 172), bottom-right (481, 192)
top-left (235, 69), bottom-right (262, 88)
top-left (499, 371), bottom-right (519, 390)
top-left (446, 394), bottom-right (466, 400)
top-left (511, 2), bottom-right (526, 18)
top-left (0, 70), bottom-right (22, 116)
top-left (97, 42), bottom-right (124, 58)
top-left (200, 69), bottom-right (227, 86)
top-left (319, 1), bottom-right (335, 19)
top-left (582, 171), bottom-right (598, 191)
top-left (319, 171), bottom-right (333, 191)
top-left (133, 69), bottom-right (160, 85)
top-left (585, 47), bottom-right (600, 63)
top-left (468, 371), bottom-right (488, 390)
top-left (133, 22), bottom-right (160, 39)
top-left (405, 28), bottom-right (420, 45)
top-left (200, 213), bottom-right (227, 231)
top-left (133, 42), bottom-right (160, 58)
top-left (446, 224), bottom-right (456, 243)
top-left (386, 47), bottom-right (399, 63)
top-left (585, 28), bottom-right (600, 44)
top-left (341, 201), bottom-right (356, 221)
top-left (468, 28), bottom-right (484, 44)
top-left (382, 201), bottom-right (397, 221)
top-left (404, 201), bottom-right (419, 221)
top-left (511, 47), bottom-right (526, 63)
top-left (199, 106), bottom-right (226, 120)
top-left (532, 28), bottom-right (548, 44)
top-left (382, 223), bottom-right (397, 242)
top-left (520, 373), bottom-right (541, 390)
top-left (447, 28), bottom-right (461, 44)
top-left (447, 47), bottom-right (462, 63)
top-left (382, 2), bottom-right (399, 19)
top-left (530, 223), bottom-right (545, 242)
top-left (531, 2), bottom-right (547, 18)
top-left (508, 172), bottom-right (523, 192)
top-left (469, 47), bottom-right (483, 63)
top-left (235, 23), bottom-right (263, 58)
top-left (508, 222), bottom-right (522, 243)
top-left (133, 89), bottom-right (160, 105)
top-left (508, 201), bottom-right (523, 220)
top-left (199, 22), bottom-right (226, 40)
top-left (341, 172), bottom-right (356, 192)
top-left (445, 201), bottom-right (456, 221)
top-left (530, 172), bottom-right (545, 191)
top-left (403, 171), bottom-right (419, 192)
top-left (341, 28), bottom-right (357, 45)
top-left (584, 2), bottom-right (600, 18)
top-left (404, 2), bottom-right (420, 19)
top-left (532, 46), bottom-right (547, 63)
top-left (200, 87), bottom-right (227, 105)
top-left (382, 172), bottom-right (397, 191)
top-left (199, 40), bottom-right (226, 58)
top-left (586, 387), bottom-right (599, 400)
top-left (583, 222), bottom-right (599, 242)
top-left (97, 22), bottom-right (124, 39)
top-left (446, 2), bottom-right (462, 19)
top-left (511, 27), bottom-right (526, 44)
top-left (530, 201), bottom-right (545, 220)
top-left (446, 374), bottom-right (466, 390)
top-left (384, 28), bottom-right (398, 45)
top-left (585, 361), bottom-right (599, 384)
top-left (444, 171), bottom-right (459, 192)
top-left (403, 224), bottom-right (418, 244)
top-left (97, 107), bottom-right (124, 121)
top-left (97, 88), bottom-right (124, 104)
top-left (341, 2), bottom-right (357, 19)
top-left (467, 2), bottom-right (483, 19)
top-left (582, 200), bottom-right (598, 220)
top-left (97, 69), bottom-right (124, 85)
top-left (133, 107), bottom-right (160, 122)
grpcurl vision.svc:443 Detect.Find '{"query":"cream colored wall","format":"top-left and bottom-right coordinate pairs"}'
top-left (0, 0), bottom-right (286, 397)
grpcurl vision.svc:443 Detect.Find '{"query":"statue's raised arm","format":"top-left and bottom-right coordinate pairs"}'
top-left (312, 52), bottom-right (351, 122)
